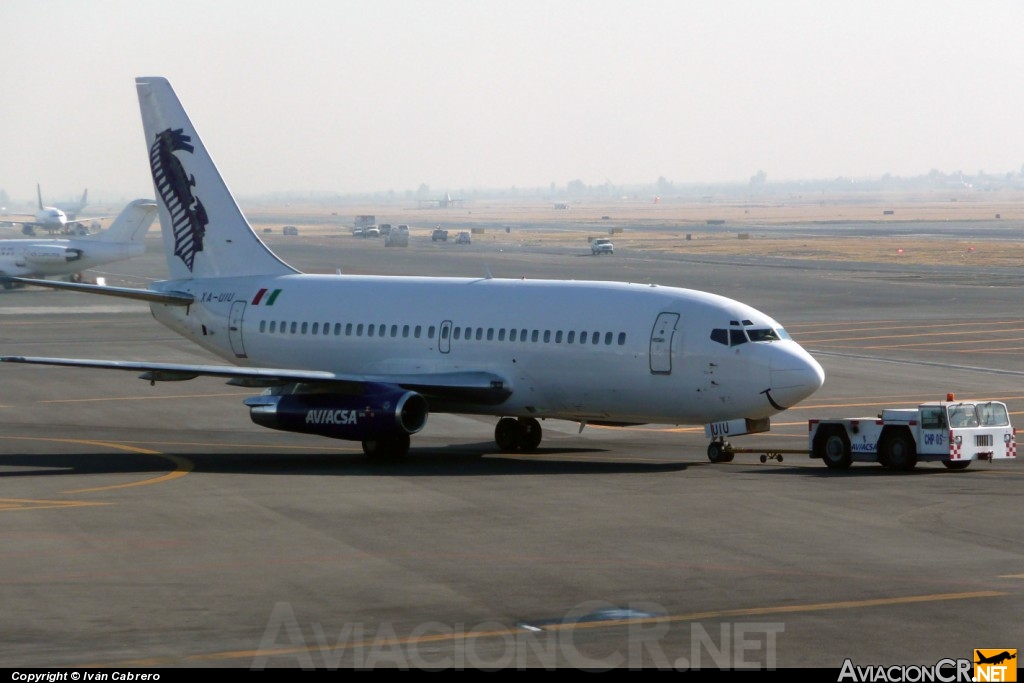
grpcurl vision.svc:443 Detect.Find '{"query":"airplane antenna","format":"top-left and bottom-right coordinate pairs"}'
top-left (483, 264), bottom-right (493, 280)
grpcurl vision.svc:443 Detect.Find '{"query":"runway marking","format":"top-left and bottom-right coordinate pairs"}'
top-left (0, 436), bottom-right (192, 494)
top-left (0, 498), bottom-right (109, 512)
top-left (171, 590), bottom-right (1007, 665)
top-left (997, 573), bottom-right (1024, 579)
top-left (797, 320), bottom-right (1024, 337)
top-left (67, 438), bottom-right (360, 453)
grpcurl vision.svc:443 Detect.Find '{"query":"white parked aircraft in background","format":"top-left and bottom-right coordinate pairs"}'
top-left (0, 199), bottom-right (155, 288)
top-left (1, 77), bottom-right (824, 459)
top-left (4, 185), bottom-right (107, 236)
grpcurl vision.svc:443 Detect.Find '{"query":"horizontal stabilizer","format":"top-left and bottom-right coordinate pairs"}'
top-left (0, 277), bottom-right (194, 305)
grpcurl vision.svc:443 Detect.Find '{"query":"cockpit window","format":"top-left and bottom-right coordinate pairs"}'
top-left (729, 329), bottom-right (748, 346)
top-left (775, 327), bottom-right (792, 340)
top-left (747, 328), bottom-right (781, 342)
top-left (710, 329), bottom-right (728, 346)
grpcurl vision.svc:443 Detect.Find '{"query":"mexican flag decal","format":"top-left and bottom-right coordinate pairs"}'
top-left (251, 288), bottom-right (282, 306)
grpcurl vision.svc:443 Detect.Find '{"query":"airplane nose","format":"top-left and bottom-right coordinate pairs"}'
top-left (769, 344), bottom-right (825, 408)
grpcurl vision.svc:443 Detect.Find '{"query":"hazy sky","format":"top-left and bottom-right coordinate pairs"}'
top-left (2, 0), bottom-right (1023, 203)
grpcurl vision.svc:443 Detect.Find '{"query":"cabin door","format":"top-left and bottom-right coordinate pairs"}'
top-left (228, 300), bottom-right (248, 359)
top-left (439, 320), bottom-right (452, 354)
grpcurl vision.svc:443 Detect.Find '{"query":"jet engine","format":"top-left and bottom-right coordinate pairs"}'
top-left (244, 385), bottom-right (428, 441)
top-left (24, 245), bottom-right (83, 265)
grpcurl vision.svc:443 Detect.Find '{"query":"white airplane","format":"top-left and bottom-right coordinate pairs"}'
top-left (0, 76), bottom-right (825, 459)
top-left (0, 198), bottom-right (156, 289)
top-left (5, 185), bottom-right (106, 236)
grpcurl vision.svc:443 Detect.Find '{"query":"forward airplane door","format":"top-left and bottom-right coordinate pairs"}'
top-left (650, 312), bottom-right (679, 374)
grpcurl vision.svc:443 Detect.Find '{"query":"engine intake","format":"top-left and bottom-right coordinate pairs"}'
top-left (244, 386), bottom-right (428, 442)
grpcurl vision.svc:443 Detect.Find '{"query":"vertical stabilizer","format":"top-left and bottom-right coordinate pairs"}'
top-left (37, 184), bottom-right (44, 210)
top-left (135, 77), bottom-right (296, 280)
top-left (93, 199), bottom-right (158, 243)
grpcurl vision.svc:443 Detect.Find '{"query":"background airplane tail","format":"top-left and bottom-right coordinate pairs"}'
top-left (93, 199), bottom-right (158, 243)
top-left (135, 77), bottom-right (296, 281)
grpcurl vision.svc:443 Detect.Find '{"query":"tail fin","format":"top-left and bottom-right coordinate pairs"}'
top-left (94, 199), bottom-right (158, 243)
top-left (135, 77), bottom-right (296, 281)
top-left (37, 184), bottom-right (43, 210)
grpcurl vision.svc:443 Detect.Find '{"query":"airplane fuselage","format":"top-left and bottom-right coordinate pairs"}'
top-left (0, 238), bottom-right (145, 278)
top-left (150, 274), bottom-right (824, 424)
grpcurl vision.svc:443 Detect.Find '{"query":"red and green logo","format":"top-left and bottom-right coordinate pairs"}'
top-left (251, 288), bottom-right (282, 306)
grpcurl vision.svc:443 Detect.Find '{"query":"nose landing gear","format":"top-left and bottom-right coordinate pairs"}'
top-left (706, 438), bottom-right (734, 463)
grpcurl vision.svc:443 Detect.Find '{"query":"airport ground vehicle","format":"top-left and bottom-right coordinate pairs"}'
top-left (282, 225), bottom-right (298, 236)
top-left (591, 238), bottom-right (614, 255)
top-left (431, 227), bottom-right (448, 241)
top-left (809, 396), bottom-right (1016, 471)
top-left (703, 395), bottom-right (1016, 470)
top-left (455, 231), bottom-right (471, 244)
top-left (385, 225), bottom-right (408, 247)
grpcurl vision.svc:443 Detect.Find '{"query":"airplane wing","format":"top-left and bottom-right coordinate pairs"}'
top-left (0, 355), bottom-right (512, 404)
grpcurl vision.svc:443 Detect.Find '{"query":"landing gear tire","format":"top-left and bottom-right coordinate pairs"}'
top-left (495, 417), bottom-right (523, 452)
top-left (518, 417), bottom-right (542, 451)
top-left (362, 433), bottom-right (411, 460)
top-left (942, 459), bottom-right (971, 470)
top-left (707, 440), bottom-right (734, 463)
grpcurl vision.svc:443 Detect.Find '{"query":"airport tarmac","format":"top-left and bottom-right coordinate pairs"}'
top-left (1, 228), bottom-right (1022, 669)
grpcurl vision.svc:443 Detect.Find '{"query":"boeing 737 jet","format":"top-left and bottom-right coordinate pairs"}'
top-left (1, 77), bottom-right (825, 459)
top-left (0, 199), bottom-right (155, 288)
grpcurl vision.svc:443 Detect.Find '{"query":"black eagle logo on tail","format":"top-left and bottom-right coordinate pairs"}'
top-left (149, 128), bottom-right (207, 272)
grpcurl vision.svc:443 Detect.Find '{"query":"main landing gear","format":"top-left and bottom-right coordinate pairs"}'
top-left (494, 417), bottom-right (543, 453)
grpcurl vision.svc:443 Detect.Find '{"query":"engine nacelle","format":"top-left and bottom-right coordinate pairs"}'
top-left (244, 386), bottom-right (428, 441)
top-left (24, 245), bottom-right (82, 265)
